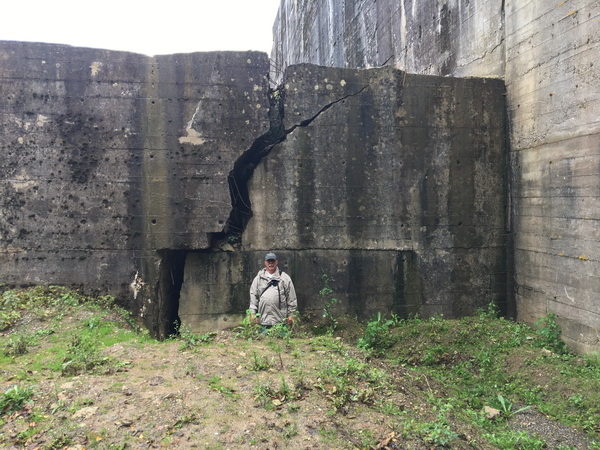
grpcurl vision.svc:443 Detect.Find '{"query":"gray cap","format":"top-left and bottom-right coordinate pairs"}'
top-left (264, 252), bottom-right (277, 261)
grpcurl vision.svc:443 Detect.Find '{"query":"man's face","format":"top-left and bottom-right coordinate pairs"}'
top-left (264, 259), bottom-right (278, 273)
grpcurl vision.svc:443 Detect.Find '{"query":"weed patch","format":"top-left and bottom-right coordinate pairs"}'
top-left (235, 310), bottom-right (262, 340)
top-left (0, 385), bottom-right (33, 415)
top-left (357, 313), bottom-right (396, 354)
top-left (1, 287), bottom-right (598, 448)
top-left (534, 313), bottom-right (569, 354)
top-left (207, 376), bottom-right (238, 399)
top-left (178, 324), bottom-right (216, 350)
top-left (61, 335), bottom-right (110, 375)
top-left (483, 430), bottom-right (545, 449)
top-left (3, 333), bottom-right (34, 356)
top-left (253, 377), bottom-right (302, 410)
top-left (248, 352), bottom-right (271, 371)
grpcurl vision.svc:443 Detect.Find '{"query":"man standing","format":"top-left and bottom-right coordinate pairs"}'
top-left (249, 252), bottom-right (297, 327)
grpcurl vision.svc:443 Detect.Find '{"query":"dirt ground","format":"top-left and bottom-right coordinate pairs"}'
top-left (1, 296), bottom-right (597, 449)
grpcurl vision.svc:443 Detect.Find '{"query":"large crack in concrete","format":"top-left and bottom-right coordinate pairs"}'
top-left (217, 83), bottom-right (369, 245)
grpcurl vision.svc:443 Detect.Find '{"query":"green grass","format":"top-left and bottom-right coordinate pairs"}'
top-left (0, 287), bottom-right (152, 379)
top-left (362, 307), bottom-right (600, 445)
top-left (2, 288), bottom-right (599, 448)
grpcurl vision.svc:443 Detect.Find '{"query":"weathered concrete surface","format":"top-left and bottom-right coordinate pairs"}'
top-left (0, 41), bottom-right (270, 336)
top-left (179, 249), bottom-right (421, 333)
top-left (179, 64), bottom-right (507, 331)
top-left (1, 41), bottom-right (508, 337)
top-left (242, 64), bottom-right (508, 318)
top-left (505, 0), bottom-right (600, 353)
top-left (271, 0), bottom-right (600, 353)
top-left (271, 0), bottom-right (505, 83)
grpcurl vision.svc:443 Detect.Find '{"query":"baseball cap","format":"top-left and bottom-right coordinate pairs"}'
top-left (264, 252), bottom-right (277, 261)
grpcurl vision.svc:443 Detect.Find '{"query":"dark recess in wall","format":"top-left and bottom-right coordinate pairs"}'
top-left (222, 86), bottom-right (286, 240)
top-left (156, 250), bottom-right (186, 337)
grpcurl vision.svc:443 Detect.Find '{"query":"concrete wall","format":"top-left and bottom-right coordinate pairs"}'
top-left (271, 0), bottom-right (600, 352)
top-left (179, 249), bottom-right (419, 333)
top-left (179, 64), bottom-right (508, 331)
top-left (0, 41), bottom-right (507, 337)
top-left (505, 1), bottom-right (600, 353)
top-left (0, 41), bottom-right (270, 336)
top-left (271, 0), bottom-right (505, 82)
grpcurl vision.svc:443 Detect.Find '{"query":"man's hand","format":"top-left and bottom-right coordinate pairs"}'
top-left (287, 316), bottom-right (295, 325)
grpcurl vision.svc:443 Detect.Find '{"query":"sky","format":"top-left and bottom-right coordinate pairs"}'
top-left (0, 0), bottom-right (282, 55)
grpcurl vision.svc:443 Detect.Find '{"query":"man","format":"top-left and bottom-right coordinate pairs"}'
top-left (249, 252), bottom-right (297, 327)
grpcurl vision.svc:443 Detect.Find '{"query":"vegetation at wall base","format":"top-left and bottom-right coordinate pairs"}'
top-left (1, 288), bottom-right (598, 448)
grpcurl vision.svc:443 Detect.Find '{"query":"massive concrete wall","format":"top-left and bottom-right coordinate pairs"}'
top-left (0, 41), bottom-right (270, 336)
top-left (178, 64), bottom-right (507, 332)
top-left (505, 1), bottom-right (600, 353)
top-left (271, 0), bottom-right (505, 82)
top-left (271, 0), bottom-right (600, 352)
top-left (0, 41), bottom-right (507, 337)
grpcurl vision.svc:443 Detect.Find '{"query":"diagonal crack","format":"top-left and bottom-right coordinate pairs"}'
top-left (284, 84), bottom-right (369, 133)
top-left (216, 83), bottom-right (370, 245)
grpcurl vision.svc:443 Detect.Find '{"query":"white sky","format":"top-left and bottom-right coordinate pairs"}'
top-left (0, 0), bottom-right (281, 55)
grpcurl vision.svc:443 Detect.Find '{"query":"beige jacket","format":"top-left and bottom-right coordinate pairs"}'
top-left (249, 268), bottom-right (298, 326)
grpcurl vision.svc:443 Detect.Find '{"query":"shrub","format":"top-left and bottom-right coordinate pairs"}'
top-left (61, 335), bottom-right (108, 375)
top-left (3, 333), bottom-right (32, 356)
top-left (357, 313), bottom-right (396, 353)
top-left (534, 313), bottom-right (568, 354)
top-left (0, 385), bottom-right (33, 415)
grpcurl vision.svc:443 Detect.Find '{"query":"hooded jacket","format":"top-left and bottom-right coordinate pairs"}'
top-left (249, 268), bottom-right (298, 326)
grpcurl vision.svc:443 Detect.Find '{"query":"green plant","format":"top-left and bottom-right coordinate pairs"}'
top-left (379, 401), bottom-right (405, 416)
top-left (248, 352), bottom-right (271, 371)
top-left (253, 377), bottom-right (299, 409)
top-left (0, 309), bottom-right (21, 331)
top-left (477, 302), bottom-right (500, 320)
top-left (0, 385), bottom-right (33, 415)
top-left (178, 324), bottom-right (216, 350)
top-left (84, 315), bottom-right (102, 329)
top-left (309, 335), bottom-right (346, 354)
top-left (484, 430), bottom-right (545, 449)
top-left (3, 333), bottom-right (33, 356)
top-left (534, 313), bottom-right (568, 354)
top-left (495, 394), bottom-right (531, 418)
top-left (61, 334), bottom-right (109, 375)
top-left (266, 322), bottom-right (291, 339)
top-left (236, 310), bottom-right (261, 339)
top-left (420, 420), bottom-right (458, 446)
top-left (208, 376), bottom-right (238, 399)
top-left (172, 413), bottom-right (199, 429)
top-left (283, 422), bottom-right (298, 439)
top-left (357, 313), bottom-right (395, 353)
top-left (319, 274), bottom-right (339, 333)
top-left (254, 383), bottom-right (276, 409)
top-left (356, 429), bottom-right (377, 448)
top-left (568, 393), bottom-right (584, 409)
